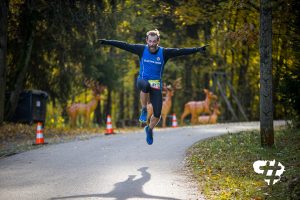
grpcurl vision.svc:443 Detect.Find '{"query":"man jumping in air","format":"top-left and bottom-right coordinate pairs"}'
top-left (98, 29), bottom-right (208, 145)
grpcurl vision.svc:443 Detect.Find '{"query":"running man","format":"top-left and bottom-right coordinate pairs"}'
top-left (98, 29), bottom-right (208, 145)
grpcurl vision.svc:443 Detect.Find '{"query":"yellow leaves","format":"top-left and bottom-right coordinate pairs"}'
top-left (187, 131), bottom-right (265, 199)
top-left (174, 1), bottom-right (205, 26)
top-left (251, 197), bottom-right (263, 200)
top-left (225, 176), bottom-right (231, 183)
top-left (10, 0), bottom-right (24, 3)
top-left (198, 159), bottom-right (205, 165)
top-left (36, 20), bottom-right (48, 32)
top-left (0, 123), bottom-right (36, 143)
top-left (211, 173), bottom-right (221, 181)
top-left (188, 129), bottom-right (300, 199)
top-left (118, 20), bottom-right (130, 33)
top-left (220, 190), bottom-right (232, 200)
top-left (48, 116), bottom-right (65, 128)
top-left (9, 0), bottom-right (25, 16)
top-left (207, 167), bottom-right (212, 175)
top-left (225, 23), bottom-right (258, 46)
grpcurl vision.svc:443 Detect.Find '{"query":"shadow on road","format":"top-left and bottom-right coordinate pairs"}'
top-left (50, 167), bottom-right (182, 200)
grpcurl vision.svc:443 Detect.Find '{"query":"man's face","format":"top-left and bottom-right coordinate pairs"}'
top-left (146, 35), bottom-right (159, 53)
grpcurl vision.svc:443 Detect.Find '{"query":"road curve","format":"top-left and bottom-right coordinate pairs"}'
top-left (0, 121), bottom-right (285, 200)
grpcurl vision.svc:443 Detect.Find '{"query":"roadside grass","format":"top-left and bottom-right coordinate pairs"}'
top-left (0, 122), bottom-right (141, 158)
top-left (186, 127), bottom-right (300, 200)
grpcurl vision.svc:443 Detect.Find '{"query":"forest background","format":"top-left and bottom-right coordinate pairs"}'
top-left (1, 0), bottom-right (299, 128)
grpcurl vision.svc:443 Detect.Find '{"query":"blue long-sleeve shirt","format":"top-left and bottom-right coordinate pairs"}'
top-left (101, 39), bottom-right (202, 80)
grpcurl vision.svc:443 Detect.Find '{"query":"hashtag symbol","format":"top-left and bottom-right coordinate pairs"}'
top-left (262, 160), bottom-right (281, 185)
top-left (253, 160), bottom-right (285, 185)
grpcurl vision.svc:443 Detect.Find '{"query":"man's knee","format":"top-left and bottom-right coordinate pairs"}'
top-left (153, 111), bottom-right (161, 118)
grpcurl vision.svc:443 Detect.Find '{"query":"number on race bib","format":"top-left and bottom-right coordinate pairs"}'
top-left (148, 80), bottom-right (161, 90)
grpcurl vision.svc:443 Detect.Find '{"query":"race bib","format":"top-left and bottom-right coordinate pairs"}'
top-left (148, 80), bottom-right (161, 90)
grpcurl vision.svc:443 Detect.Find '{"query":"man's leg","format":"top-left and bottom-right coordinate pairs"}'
top-left (149, 115), bottom-right (160, 129)
top-left (144, 115), bottom-right (160, 145)
top-left (140, 91), bottom-right (149, 108)
top-left (148, 88), bottom-right (162, 129)
top-left (144, 88), bottom-right (162, 145)
top-left (137, 79), bottom-right (150, 123)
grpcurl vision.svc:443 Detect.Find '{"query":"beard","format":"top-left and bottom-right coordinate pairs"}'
top-left (149, 46), bottom-right (157, 53)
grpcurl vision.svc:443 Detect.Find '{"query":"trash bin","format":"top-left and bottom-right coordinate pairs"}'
top-left (166, 115), bottom-right (173, 127)
top-left (10, 90), bottom-right (48, 124)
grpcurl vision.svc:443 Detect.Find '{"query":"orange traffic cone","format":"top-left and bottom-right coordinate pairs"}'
top-left (172, 113), bottom-right (178, 128)
top-left (35, 122), bottom-right (45, 145)
top-left (105, 115), bottom-right (114, 135)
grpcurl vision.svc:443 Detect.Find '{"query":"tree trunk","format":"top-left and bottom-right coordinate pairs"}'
top-left (237, 17), bottom-right (250, 117)
top-left (204, 21), bottom-right (212, 42)
top-left (273, 25), bottom-right (287, 119)
top-left (105, 88), bottom-right (112, 116)
top-left (183, 65), bottom-right (192, 104)
top-left (125, 87), bottom-right (130, 119)
top-left (94, 100), bottom-right (102, 125)
top-left (203, 21), bottom-right (211, 92)
top-left (0, 0), bottom-right (8, 125)
top-left (260, 0), bottom-right (274, 147)
top-left (132, 60), bottom-right (139, 120)
top-left (119, 80), bottom-right (124, 120)
top-left (6, 26), bottom-right (35, 120)
top-left (203, 73), bottom-right (210, 90)
top-left (238, 43), bottom-right (251, 118)
top-left (6, 0), bottom-right (36, 120)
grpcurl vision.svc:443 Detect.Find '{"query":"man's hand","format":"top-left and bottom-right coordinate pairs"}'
top-left (198, 44), bottom-right (209, 53)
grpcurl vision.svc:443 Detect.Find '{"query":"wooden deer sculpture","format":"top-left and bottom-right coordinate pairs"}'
top-left (181, 89), bottom-right (218, 125)
top-left (67, 79), bottom-right (106, 128)
top-left (198, 103), bottom-right (221, 124)
top-left (147, 78), bottom-right (182, 128)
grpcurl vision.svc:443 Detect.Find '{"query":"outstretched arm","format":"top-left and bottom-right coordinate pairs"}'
top-left (164, 44), bottom-right (209, 62)
top-left (97, 39), bottom-right (144, 57)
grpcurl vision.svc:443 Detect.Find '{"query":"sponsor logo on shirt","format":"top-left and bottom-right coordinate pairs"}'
top-left (143, 59), bottom-right (162, 65)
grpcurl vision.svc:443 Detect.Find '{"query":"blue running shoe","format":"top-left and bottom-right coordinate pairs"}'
top-left (139, 107), bottom-right (147, 123)
top-left (144, 126), bottom-right (153, 145)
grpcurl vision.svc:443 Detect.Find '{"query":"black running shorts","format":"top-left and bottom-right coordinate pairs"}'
top-left (137, 79), bottom-right (162, 118)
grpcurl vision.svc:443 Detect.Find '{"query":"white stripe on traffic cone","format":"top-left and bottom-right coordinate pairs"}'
top-left (105, 115), bottom-right (114, 135)
top-left (35, 122), bottom-right (45, 144)
top-left (172, 113), bottom-right (178, 128)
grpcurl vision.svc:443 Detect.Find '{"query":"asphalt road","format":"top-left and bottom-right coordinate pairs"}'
top-left (0, 121), bottom-right (285, 200)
